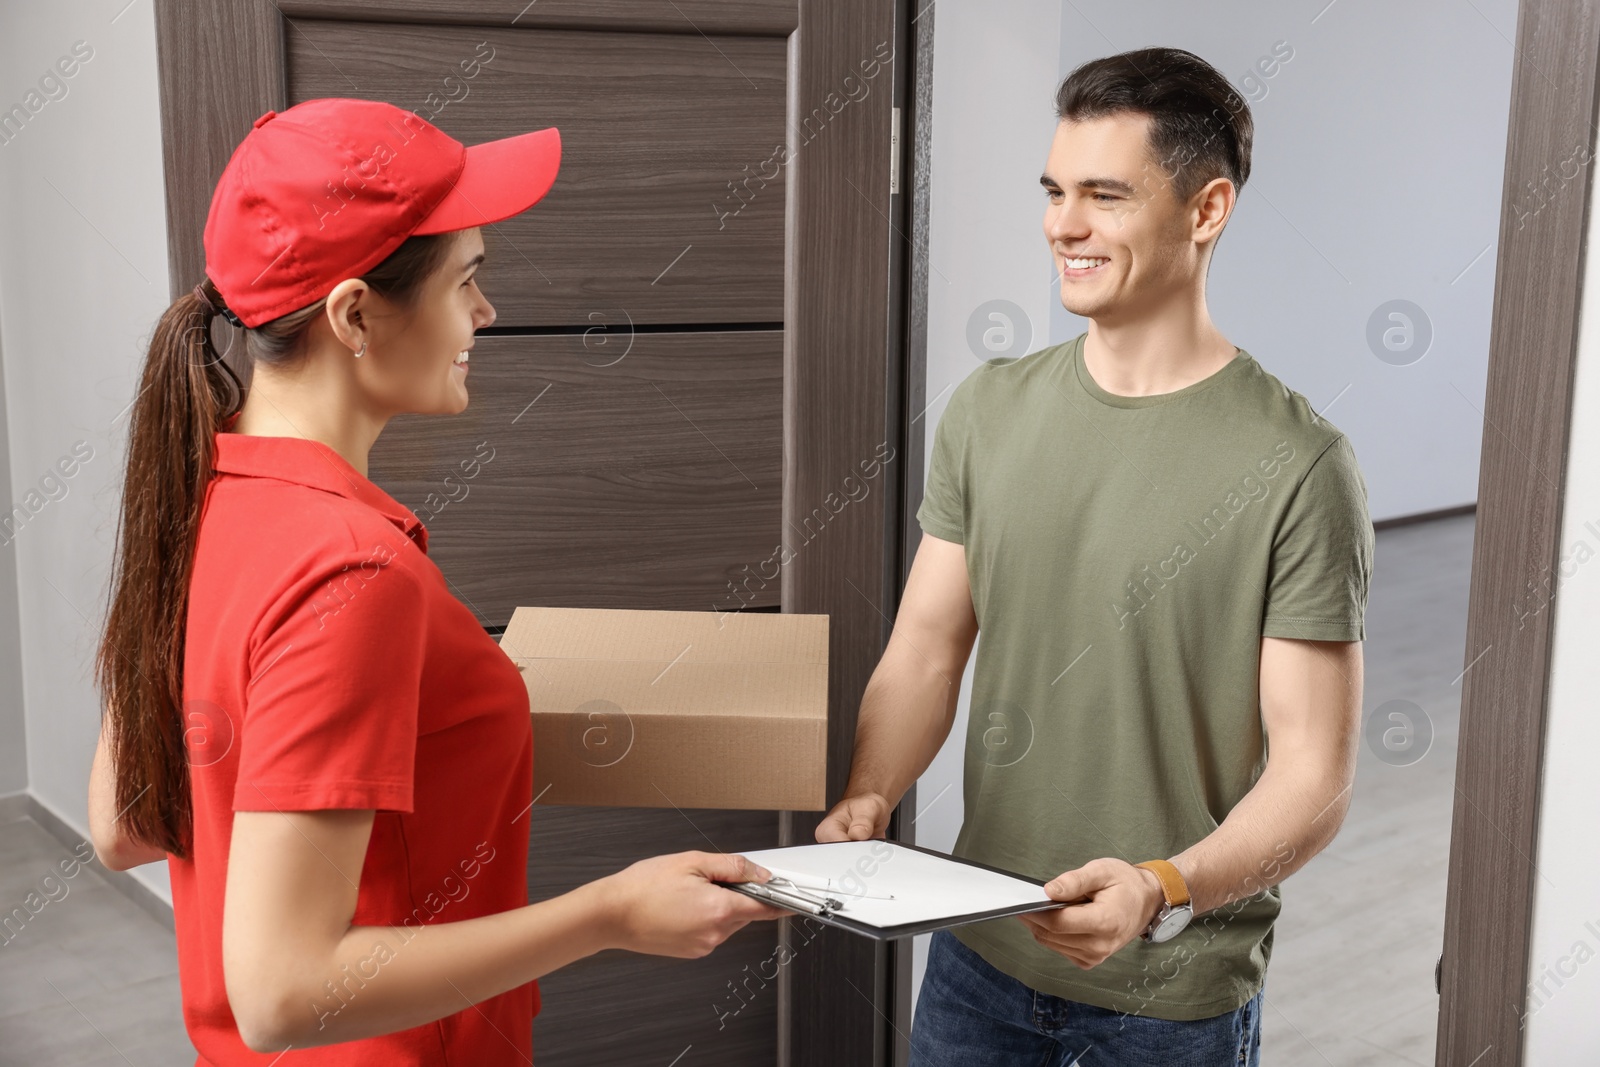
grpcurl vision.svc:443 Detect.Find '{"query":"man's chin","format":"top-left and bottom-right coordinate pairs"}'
top-left (1059, 293), bottom-right (1100, 317)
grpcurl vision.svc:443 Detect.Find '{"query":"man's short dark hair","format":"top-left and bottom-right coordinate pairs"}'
top-left (1055, 47), bottom-right (1253, 205)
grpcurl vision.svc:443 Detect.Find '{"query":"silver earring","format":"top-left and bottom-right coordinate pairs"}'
top-left (355, 341), bottom-right (367, 358)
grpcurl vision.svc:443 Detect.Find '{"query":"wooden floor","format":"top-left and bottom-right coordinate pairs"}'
top-left (0, 514), bottom-right (1473, 1066)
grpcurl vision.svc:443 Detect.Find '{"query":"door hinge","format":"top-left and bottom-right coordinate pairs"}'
top-left (890, 106), bottom-right (901, 195)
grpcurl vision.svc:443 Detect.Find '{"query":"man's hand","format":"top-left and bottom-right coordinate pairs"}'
top-left (815, 792), bottom-right (893, 842)
top-left (1016, 858), bottom-right (1166, 968)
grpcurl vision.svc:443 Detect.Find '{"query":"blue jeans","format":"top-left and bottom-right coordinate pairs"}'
top-left (909, 930), bottom-right (1262, 1067)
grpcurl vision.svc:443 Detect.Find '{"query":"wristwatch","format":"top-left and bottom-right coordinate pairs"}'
top-left (1135, 859), bottom-right (1193, 944)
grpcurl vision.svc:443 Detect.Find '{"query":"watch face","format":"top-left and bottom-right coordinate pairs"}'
top-left (1149, 905), bottom-right (1193, 944)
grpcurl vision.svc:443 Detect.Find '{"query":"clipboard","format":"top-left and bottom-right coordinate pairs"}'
top-left (715, 840), bottom-right (1067, 941)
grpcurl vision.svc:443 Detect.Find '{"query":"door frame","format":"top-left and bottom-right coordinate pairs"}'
top-left (1435, 0), bottom-right (1597, 1062)
top-left (886, 2), bottom-right (937, 1065)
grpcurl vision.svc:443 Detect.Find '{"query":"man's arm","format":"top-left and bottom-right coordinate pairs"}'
top-left (1170, 636), bottom-right (1363, 913)
top-left (1020, 636), bottom-right (1363, 967)
top-left (815, 532), bottom-right (979, 842)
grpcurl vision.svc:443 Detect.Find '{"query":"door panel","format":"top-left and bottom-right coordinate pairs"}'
top-left (285, 18), bottom-right (788, 325)
top-left (525, 806), bottom-right (780, 1063)
top-left (367, 331), bottom-right (784, 620)
top-left (278, 0), bottom-right (799, 37)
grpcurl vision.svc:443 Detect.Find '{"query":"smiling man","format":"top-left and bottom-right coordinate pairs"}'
top-left (815, 46), bottom-right (1374, 1066)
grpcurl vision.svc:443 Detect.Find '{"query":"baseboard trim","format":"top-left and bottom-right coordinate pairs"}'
top-left (0, 791), bottom-right (31, 822)
top-left (15, 792), bottom-right (174, 933)
top-left (1374, 502), bottom-right (1476, 531)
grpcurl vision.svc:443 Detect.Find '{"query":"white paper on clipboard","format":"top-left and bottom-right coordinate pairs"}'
top-left (728, 840), bottom-right (1064, 935)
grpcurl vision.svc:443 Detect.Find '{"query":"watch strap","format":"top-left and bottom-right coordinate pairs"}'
top-left (1135, 859), bottom-right (1190, 907)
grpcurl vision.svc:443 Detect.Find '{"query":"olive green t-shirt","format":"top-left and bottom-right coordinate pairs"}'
top-left (916, 331), bottom-right (1373, 1022)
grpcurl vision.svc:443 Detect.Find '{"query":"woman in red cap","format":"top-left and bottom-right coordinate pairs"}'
top-left (84, 98), bottom-right (782, 1065)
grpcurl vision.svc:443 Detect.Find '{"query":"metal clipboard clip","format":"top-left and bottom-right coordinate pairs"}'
top-left (737, 876), bottom-right (849, 917)
top-left (731, 874), bottom-right (896, 918)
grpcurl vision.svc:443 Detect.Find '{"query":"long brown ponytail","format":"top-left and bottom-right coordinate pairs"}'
top-left (94, 233), bottom-right (457, 858)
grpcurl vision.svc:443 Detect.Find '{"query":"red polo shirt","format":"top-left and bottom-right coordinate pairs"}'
top-left (172, 416), bottom-right (538, 1065)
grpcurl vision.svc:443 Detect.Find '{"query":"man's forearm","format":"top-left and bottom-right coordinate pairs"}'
top-left (1168, 760), bottom-right (1353, 917)
top-left (1168, 637), bottom-right (1363, 920)
top-left (841, 638), bottom-right (964, 808)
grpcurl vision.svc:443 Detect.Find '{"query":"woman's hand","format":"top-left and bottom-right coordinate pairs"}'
top-left (87, 715), bottom-right (168, 870)
top-left (593, 851), bottom-right (788, 959)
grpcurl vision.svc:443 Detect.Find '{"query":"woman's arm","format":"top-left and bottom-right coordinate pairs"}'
top-left (87, 716), bottom-right (168, 870)
top-left (223, 808), bottom-right (782, 1053)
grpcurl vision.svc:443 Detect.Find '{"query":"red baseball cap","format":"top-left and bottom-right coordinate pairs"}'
top-left (201, 97), bottom-right (561, 328)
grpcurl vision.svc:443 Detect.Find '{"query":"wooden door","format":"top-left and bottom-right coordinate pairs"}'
top-left (154, 2), bottom-right (910, 1063)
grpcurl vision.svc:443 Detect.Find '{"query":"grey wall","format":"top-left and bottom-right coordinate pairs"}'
top-left (911, 0), bottom-right (1516, 1003)
top-left (0, 0), bottom-right (172, 901)
top-left (0, 311), bottom-right (27, 797)
top-left (1048, 2), bottom-right (1511, 522)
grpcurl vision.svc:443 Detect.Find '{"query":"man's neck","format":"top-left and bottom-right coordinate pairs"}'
top-left (1082, 312), bottom-right (1237, 398)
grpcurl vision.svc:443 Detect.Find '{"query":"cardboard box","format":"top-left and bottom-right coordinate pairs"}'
top-left (498, 606), bottom-right (829, 811)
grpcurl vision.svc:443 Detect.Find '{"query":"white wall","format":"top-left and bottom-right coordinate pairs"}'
top-left (912, 0), bottom-right (1515, 1004)
top-left (1522, 132), bottom-right (1600, 1058)
top-left (0, 0), bottom-right (173, 901)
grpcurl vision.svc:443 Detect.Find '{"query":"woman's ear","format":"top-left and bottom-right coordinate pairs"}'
top-left (323, 277), bottom-right (371, 355)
